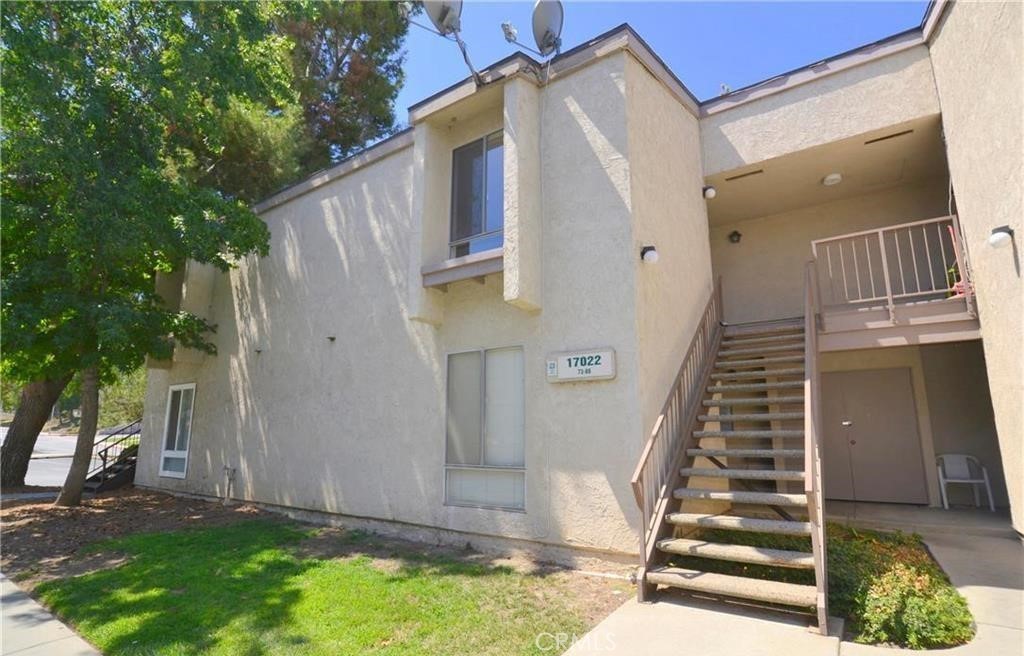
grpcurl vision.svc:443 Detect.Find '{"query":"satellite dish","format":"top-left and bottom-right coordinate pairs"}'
top-left (424, 0), bottom-right (463, 36)
top-left (532, 0), bottom-right (563, 57)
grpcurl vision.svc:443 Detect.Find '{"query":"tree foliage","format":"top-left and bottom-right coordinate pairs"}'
top-left (279, 1), bottom-right (410, 172)
top-left (1, 1), bottom-right (291, 385)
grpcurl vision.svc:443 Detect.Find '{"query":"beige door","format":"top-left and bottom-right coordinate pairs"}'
top-left (822, 368), bottom-right (929, 504)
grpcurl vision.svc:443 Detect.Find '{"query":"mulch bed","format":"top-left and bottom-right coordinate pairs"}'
top-left (0, 487), bottom-right (270, 589)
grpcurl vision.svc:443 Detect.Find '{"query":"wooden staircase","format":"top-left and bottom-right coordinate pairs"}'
top-left (631, 270), bottom-right (828, 633)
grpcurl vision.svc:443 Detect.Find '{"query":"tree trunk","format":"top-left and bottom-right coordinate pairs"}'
top-left (54, 366), bottom-right (99, 507)
top-left (1, 375), bottom-right (72, 488)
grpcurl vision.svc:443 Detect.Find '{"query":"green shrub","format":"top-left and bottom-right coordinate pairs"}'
top-left (857, 563), bottom-right (974, 648)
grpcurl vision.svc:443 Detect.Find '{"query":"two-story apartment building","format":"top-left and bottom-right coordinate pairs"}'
top-left (138, 1), bottom-right (1020, 633)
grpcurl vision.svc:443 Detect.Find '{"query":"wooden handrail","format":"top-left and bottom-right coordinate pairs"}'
top-left (630, 277), bottom-right (723, 598)
top-left (804, 260), bottom-right (829, 634)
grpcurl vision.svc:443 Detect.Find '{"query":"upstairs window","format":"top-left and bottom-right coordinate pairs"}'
top-left (450, 131), bottom-right (504, 258)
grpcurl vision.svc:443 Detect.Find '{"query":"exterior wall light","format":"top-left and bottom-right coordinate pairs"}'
top-left (728, 230), bottom-right (742, 244)
top-left (822, 173), bottom-right (843, 187)
top-left (988, 225), bottom-right (1014, 249)
top-left (640, 246), bottom-right (659, 263)
top-left (703, 185), bottom-right (717, 199)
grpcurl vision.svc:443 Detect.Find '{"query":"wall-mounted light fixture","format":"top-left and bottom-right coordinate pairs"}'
top-left (728, 230), bottom-right (742, 244)
top-left (702, 185), bottom-right (717, 200)
top-left (822, 172), bottom-right (843, 187)
top-left (988, 225), bottom-right (1014, 249)
top-left (640, 245), bottom-right (659, 264)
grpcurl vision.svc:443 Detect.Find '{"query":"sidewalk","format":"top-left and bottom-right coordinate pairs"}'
top-left (1, 574), bottom-right (99, 656)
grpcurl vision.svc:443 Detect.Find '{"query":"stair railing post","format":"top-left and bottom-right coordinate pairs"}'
top-left (876, 230), bottom-right (897, 324)
top-left (804, 260), bottom-right (829, 635)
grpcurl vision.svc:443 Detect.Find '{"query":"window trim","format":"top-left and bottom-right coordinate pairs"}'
top-left (159, 382), bottom-right (196, 479)
top-left (448, 130), bottom-right (504, 259)
top-left (443, 346), bottom-right (526, 512)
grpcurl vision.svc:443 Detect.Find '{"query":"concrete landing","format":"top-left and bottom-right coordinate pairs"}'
top-left (1, 574), bottom-right (99, 656)
top-left (562, 595), bottom-right (839, 656)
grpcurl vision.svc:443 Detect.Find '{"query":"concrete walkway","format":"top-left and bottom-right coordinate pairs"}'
top-left (565, 530), bottom-right (1022, 656)
top-left (1, 574), bottom-right (99, 656)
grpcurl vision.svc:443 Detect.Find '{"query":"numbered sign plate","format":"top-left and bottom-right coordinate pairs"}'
top-left (546, 348), bottom-right (616, 382)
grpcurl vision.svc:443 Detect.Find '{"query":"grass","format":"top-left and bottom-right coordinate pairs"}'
top-left (35, 520), bottom-right (602, 655)
top-left (670, 522), bottom-right (975, 649)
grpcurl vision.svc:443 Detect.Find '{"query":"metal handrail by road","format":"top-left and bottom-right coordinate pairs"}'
top-left (88, 419), bottom-right (142, 481)
top-left (803, 260), bottom-right (829, 634)
top-left (630, 278), bottom-right (723, 586)
top-left (811, 215), bottom-right (974, 322)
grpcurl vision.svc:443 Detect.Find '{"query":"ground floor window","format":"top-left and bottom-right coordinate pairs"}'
top-left (160, 383), bottom-right (195, 478)
top-left (445, 347), bottom-right (525, 510)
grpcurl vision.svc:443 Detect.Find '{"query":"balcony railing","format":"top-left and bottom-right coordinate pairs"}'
top-left (811, 215), bottom-right (974, 322)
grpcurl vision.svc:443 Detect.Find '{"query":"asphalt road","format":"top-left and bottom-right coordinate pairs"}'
top-left (0, 428), bottom-right (77, 487)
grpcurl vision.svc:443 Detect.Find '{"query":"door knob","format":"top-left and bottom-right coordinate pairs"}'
top-left (850, 439), bottom-right (857, 445)
top-left (841, 420), bottom-right (853, 427)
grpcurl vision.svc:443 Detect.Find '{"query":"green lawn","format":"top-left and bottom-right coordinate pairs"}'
top-left (36, 520), bottom-right (609, 655)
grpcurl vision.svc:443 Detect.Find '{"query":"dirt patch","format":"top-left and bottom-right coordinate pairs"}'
top-left (290, 526), bottom-right (632, 625)
top-left (0, 486), bottom-right (271, 590)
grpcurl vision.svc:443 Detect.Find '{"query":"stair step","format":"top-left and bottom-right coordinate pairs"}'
top-left (715, 355), bottom-right (804, 368)
top-left (709, 381), bottom-right (805, 393)
top-left (723, 333), bottom-right (806, 347)
top-left (695, 429), bottom-right (804, 439)
top-left (724, 321), bottom-right (804, 338)
top-left (646, 566), bottom-right (817, 607)
top-left (666, 512), bottom-right (812, 535)
top-left (674, 488), bottom-right (807, 506)
top-left (698, 412), bottom-right (804, 422)
top-left (687, 448), bottom-right (805, 459)
top-left (681, 467), bottom-right (805, 481)
top-left (704, 396), bottom-right (804, 407)
top-left (711, 368), bottom-right (805, 380)
top-left (719, 344), bottom-right (805, 357)
top-left (656, 538), bottom-right (816, 569)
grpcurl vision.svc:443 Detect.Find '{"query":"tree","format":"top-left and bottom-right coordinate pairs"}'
top-left (0, 1), bottom-right (415, 498)
top-left (278, 1), bottom-right (410, 172)
top-left (1, 1), bottom-right (295, 502)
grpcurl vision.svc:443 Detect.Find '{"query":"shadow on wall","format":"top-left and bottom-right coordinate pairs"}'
top-left (178, 60), bottom-right (643, 562)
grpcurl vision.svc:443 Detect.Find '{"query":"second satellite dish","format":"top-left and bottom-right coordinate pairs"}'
top-left (532, 0), bottom-right (564, 57)
top-left (425, 0), bottom-right (463, 36)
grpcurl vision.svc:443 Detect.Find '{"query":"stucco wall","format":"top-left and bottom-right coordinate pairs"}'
top-left (928, 0), bottom-right (1023, 533)
top-left (138, 53), bottom-right (651, 559)
top-left (710, 178), bottom-right (949, 323)
top-left (920, 341), bottom-right (1009, 507)
top-left (625, 55), bottom-right (714, 439)
top-left (702, 45), bottom-right (940, 176)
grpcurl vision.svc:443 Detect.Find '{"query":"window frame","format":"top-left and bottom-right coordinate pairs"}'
top-left (448, 130), bottom-right (505, 259)
top-left (443, 346), bottom-right (526, 512)
top-left (159, 382), bottom-right (196, 479)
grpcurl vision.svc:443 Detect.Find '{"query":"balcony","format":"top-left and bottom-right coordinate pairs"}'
top-left (810, 215), bottom-right (980, 350)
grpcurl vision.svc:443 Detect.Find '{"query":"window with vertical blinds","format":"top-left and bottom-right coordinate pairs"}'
top-left (445, 347), bottom-right (525, 510)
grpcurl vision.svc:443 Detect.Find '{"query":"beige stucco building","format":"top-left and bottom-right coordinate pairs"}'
top-left (138, 0), bottom-right (1021, 627)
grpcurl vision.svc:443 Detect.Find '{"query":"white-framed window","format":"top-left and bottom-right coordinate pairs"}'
top-left (450, 130), bottom-right (504, 258)
top-left (160, 383), bottom-right (195, 478)
top-left (445, 347), bottom-right (525, 510)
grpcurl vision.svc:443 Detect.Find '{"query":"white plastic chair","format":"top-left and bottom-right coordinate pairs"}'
top-left (936, 454), bottom-right (995, 512)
